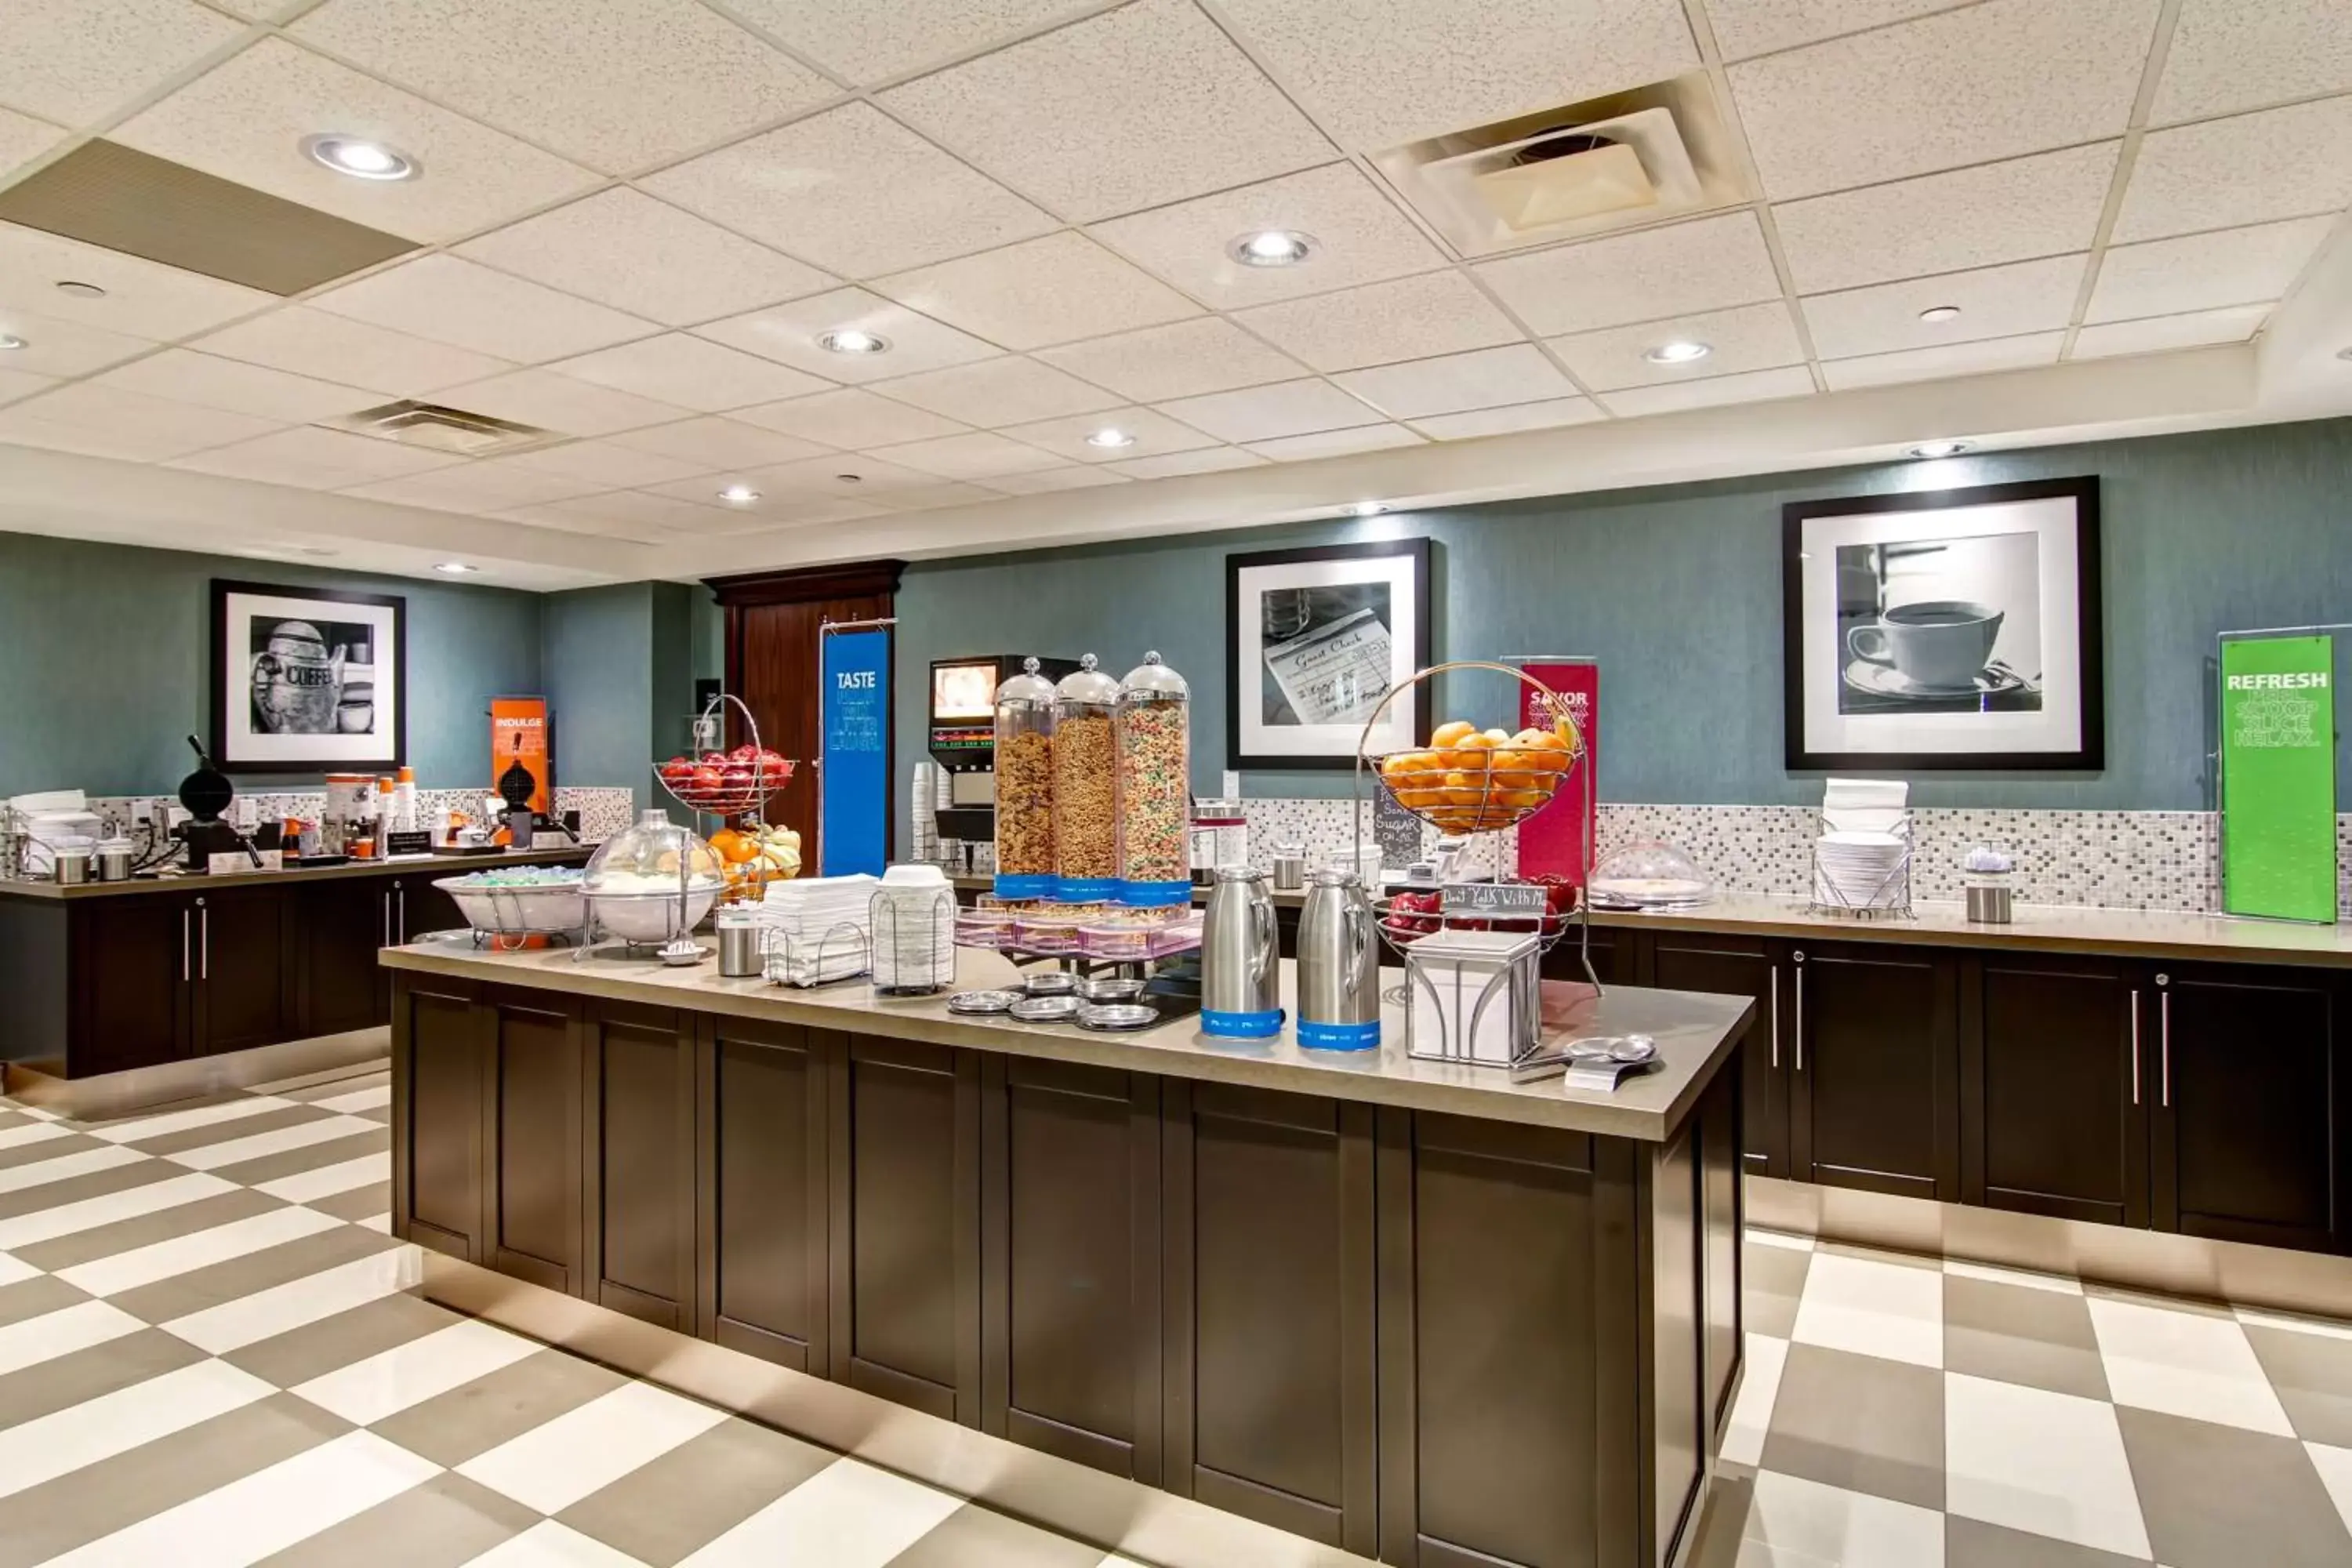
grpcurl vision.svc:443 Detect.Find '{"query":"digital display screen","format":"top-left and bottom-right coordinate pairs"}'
top-left (931, 662), bottom-right (996, 720)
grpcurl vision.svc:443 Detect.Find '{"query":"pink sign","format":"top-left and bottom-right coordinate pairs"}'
top-left (1515, 662), bottom-right (1598, 886)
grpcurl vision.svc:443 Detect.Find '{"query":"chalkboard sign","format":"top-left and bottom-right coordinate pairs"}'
top-left (1441, 881), bottom-right (1547, 917)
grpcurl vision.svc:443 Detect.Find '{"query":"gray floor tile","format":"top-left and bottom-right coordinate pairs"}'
top-left (887, 1501), bottom-right (1112, 1567)
top-left (557, 1414), bottom-right (839, 1565)
top-left (0, 1109), bottom-right (45, 1134)
top-left (1761, 1341), bottom-right (1945, 1511)
top-left (1745, 1242), bottom-right (1812, 1340)
top-left (206, 1127), bottom-right (392, 1188)
top-left (1944, 1274), bottom-right (2109, 1401)
top-left (0, 1157), bottom-right (173, 1221)
top-left (0, 1327), bottom-right (208, 1431)
top-left (224, 1290), bottom-right (466, 1388)
top-left (0, 1131), bottom-right (106, 1171)
top-left (120, 1102), bottom-right (336, 1157)
top-left (1946, 1515), bottom-right (2149, 1567)
top-left (355, 1104), bottom-right (394, 1125)
top-left (2243, 1324), bottom-right (2352, 1448)
top-left (0, 1271), bottom-right (91, 1328)
top-left (106, 1224), bottom-right (400, 1325)
top-left (255, 1470), bottom-right (543, 1568)
top-left (60, 1087), bottom-right (258, 1135)
top-left (371, 1346), bottom-right (629, 1468)
top-left (2118, 1404), bottom-right (2352, 1568)
top-left (9, 1186), bottom-right (289, 1272)
top-left (304, 1182), bottom-right (394, 1223)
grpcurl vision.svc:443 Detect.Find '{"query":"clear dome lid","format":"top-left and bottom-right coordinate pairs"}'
top-left (1588, 840), bottom-right (1716, 909)
top-left (585, 808), bottom-right (724, 895)
top-left (996, 655), bottom-right (1057, 708)
top-left (1055, 652), bottom-right (1121, 706)
top-left (1120, 651), bottom-right (1189, 700)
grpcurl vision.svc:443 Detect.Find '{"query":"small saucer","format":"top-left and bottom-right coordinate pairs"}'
top-left (1844, 659), bottom-right (2025, 701)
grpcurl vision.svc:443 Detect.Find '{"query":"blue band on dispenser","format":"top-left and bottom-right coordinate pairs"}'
top-left (1120, 878), bottom-right (1195, 908)
top-left (1202, 1007), bottom-right (1284, 1039)
top-left (1298, 1018), bottom-right (1381, 1051)
top-left (1055, 877), bottom-right (1117, 902)
top-left (994, 873), bottom-right (1053, 900)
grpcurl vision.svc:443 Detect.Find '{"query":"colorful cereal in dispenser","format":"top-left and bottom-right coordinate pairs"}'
top-left (1115, 652), bottom-right (1192, 907)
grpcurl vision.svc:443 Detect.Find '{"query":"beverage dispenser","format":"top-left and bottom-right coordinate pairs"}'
top-left (926, 655), bottom-right (1078, 855)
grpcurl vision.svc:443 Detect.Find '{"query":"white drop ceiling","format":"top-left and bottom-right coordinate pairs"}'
top-left (0, 0), bottom-right (2345, 590)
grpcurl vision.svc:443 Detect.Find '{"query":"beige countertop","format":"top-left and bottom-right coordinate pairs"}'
top-left (0, 846), bottom-right (593, 901)
top-left (382, 938), bottom-right (1751, 1142)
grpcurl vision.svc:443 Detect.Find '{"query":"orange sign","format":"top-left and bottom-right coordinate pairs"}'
top-left (490, 696), bottom-right (550, 814)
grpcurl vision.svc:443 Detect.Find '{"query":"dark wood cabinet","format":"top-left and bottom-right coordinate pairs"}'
top-left (1647, 934), bottom-right (1784, 1176)
top-left (392, 875), bottom-right (465, 942)
top-left (482, 990), bottom-right (583, 1294)
top-left (69, 896), bottom-right (193, 1076)
top-left (391, 975), bottom-right (484, 1263)
top-left (700, 1016), bottom-right (835, 1374)
top-left (189, 888), bottom-right (294, 1054)
top-left (582, 1001), bottom-right (698, 1330)
top-left (1964, 954), bottom-right (2148, 1228)
top-left (1788, 942), bottom-right (1961, 1202)
top-left (293, 880), bottom-right (392, 1037)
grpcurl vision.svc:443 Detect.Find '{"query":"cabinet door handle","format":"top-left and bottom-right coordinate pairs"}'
top-left (2158, 981), bottom-right (2171, 1108)
top-left (198, 900), bottom-right (208, 982)
top-left (1791, 950), bottom-right (1805, 1073)
top-left (397, 885), bottom-right (406, 945)
top-left (181, 908), bottom-right (191, 983)
top-left (382, 890), bottom-right (391, 949)
top-left (2129, 989), bottom-right (2141, 1106)
top-left (1769, 964), bottom-right (1780, 1070)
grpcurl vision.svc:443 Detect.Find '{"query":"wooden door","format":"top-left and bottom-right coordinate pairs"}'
top-left (583, 1000), bottom-right (699, 1329)
top-left (71, 896), bottom-right (191, 1076)
top-left (293, 879), bottom-right (389, 1037)
top-left (190, 886), bottom-right (294, 1054)
top-left (1964, 954), bottom-right (2149, 1229)
top-left (391, 974), bottom-right (482, 1262)
top-left (700, 1016), bottom-right (834, 1372)
top-left (1788, 942), bottom-right (1961, 1201)
top-left (2152, 964), bottom-right (2350, 1254)
top-left (483, 989), bottom-right (583, 1293)
top-left (1646, 934), bottom-right (1784, 1176)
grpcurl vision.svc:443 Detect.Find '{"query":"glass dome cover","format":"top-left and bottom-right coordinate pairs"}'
top-left (584, 809), bottom-right (724, 897)
top-left (1120, 651), bottom-right (1189, 699)
top-left (1587, 840), bottom-right (1716, 910)
top-left (996, 655), bottom-right (1057, 709)
top-left (1054, 652), bottom-right (1121, 706)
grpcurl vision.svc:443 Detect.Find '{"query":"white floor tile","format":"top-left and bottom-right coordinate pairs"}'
top-left (0, 1358), bottom-right (275, 1500)
top-left (1748, 1229), bottom-right (1817, 1253)
top-left (0, 1249), bottom-right (38, 1287)
top-left (1944, 1370), bottom-right (2150, 1558)
top-left (293, 1319), bottom-right (542, 1425)
top-left (1721, 1332), bottom-right (1790, 1468)
top-left (42, 1428), bottom-right (438, 1567)
top-left (2087, 1293), bottom-right (2295, 1436)
top-left (458, 1380), bottom-right (731, 1515)
top-left (357, 1213), bottom-right (392, 1233)
top-left (677, 1457), bottom-right (966, 1567)
top-left (0, 1121), bottom-right (75, 1152)
top-left (259, 1153), bottom-right (390, 1203)
top-left (165, 1116), bottom-right (379, 1172)
top-left (1790, 1251), bottom-right (1944, 1368)
top-left (89, 1096), bottom-right (292, 1145)
top-left (56, 1206), bottom-right (343, 1298)
top-left (2309, 1441), bottom-right (2352, 1537)
top-left (0, 1173), bottom-right (236, 1250)
top-left (0, 1299), bottom-right (144, 1377)
top-left (0, 1144), bottom-right (147, 1194)
top-left (464, 1521), bottom-right (652, 1566)
top-left (1743, 1469), bottom-right (1945, 1568)
top-left (162, 1246), bottom-right (423, 1354)
top-left (1943, 1258), bottom-right (2084, 1295)
top-left (313, 1085), bottom-right (390, 1115)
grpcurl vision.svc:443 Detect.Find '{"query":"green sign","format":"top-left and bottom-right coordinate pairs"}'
top-left (2220, 635), bottom-right (2338, 922)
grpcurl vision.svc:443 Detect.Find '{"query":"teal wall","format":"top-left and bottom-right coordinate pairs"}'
top-left (537, 581), bottom-right (699, 815)
top-left (892, 416), bottom-right (2352, 838)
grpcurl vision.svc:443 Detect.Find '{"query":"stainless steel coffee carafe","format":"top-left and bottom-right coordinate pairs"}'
top-left (1296, 867), bottom-right (1380, 1051)
top-left (1201, 865), bottom-right (1281, 1037)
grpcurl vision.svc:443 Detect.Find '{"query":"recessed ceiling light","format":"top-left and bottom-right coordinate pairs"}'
top-left (818, 328), bottom-right (888, 355)
top-left (835, 473), bottom-right (863, 484)
top-left (717, 484), bottom-right (760, 503)
top-left (1349, 501), bottom-right (1387, 517)
top-left (53, 280), bottom-right (104, 299)
top-left (0, 335), bottom-right (23, 350)
top-left (1918, 305), bottom-right (1963, 323)
top-left (434, 561), bottom-right (478, 575)
top-left (1084, 426), bottom-right (1135, 449)
top-left (301, 133), bottom-right (419, 181)
top-left (1907, 439), bottom-right (1973, 459)
top-left (1643, 339), bottom-right (1711, 365)
top-left (1229, 230), bottom-right (1316, 267)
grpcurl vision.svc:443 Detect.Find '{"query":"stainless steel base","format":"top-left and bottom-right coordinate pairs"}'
top-left (2, 1027), bottom-right (389, 1120)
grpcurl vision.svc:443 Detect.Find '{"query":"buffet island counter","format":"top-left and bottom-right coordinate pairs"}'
top-left (383, 938), bottom-right (1751, 1568)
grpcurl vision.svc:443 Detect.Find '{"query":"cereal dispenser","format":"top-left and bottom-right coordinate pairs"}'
top-left (993, 657), bottom-right (1058, 900)
top-left (1051, 654), bottom-right (1122, 902)
top-left (1116, 652), bottom-right (1192, 908)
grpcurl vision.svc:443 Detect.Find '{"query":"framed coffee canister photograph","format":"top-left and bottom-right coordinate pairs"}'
top-left (1783, 477), bottom-right (2102, 771)
top-left (1228, 537), bottom-right (1432, 768)
top-left (211, 579), bottom-right (406, 773)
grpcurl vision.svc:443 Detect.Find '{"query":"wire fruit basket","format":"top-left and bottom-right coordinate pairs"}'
top-left (652, 692), bottom-right (797, 823)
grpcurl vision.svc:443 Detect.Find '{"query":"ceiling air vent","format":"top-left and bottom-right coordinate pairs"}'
top-left (325, 401), bottom-right (557, 456)
top-left (1369, 74), bottom-right (1748, 257)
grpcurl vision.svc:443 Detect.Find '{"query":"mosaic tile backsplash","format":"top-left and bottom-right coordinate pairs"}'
top-left (77, 786), bottom-right (637, 845)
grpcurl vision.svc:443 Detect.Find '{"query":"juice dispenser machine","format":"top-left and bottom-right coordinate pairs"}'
top-left (927, 655), bottom-right (1076, 849)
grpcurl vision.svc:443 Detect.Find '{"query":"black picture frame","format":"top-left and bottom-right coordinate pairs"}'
top-left (211, 579), bottom-right (408, 774)
top-left (1226, 536), bottom-right (1433, 770)
top-left (1782, 477), bottom-right (2103, 771)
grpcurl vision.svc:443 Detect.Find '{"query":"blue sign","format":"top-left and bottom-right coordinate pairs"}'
top-left (820, 628), bottom-right (890, 877)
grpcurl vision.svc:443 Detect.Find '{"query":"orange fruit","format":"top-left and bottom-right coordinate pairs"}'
top-left (1377, 752), bottom-right (1415, 780)
top-left (1430, 720), bottom-right (1477, 750)
top-left (1395, 786), bottom-right (1446, 809)
top-left (1441, 770), bottom-right (1488, 807)
top-left (1483, 728), bottom-right (1510, 744)
top-left (1494, 788), bottom-right (1548, 809)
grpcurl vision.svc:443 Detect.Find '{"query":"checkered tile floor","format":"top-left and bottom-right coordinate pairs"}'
top-left (0, 1070), bottom-right (1141, 1568)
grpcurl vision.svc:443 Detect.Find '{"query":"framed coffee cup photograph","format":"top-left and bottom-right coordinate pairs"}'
top-left (211, 580), bottom-right (406, 773)
top-left (1783, 477), bottom-right (2102, 770)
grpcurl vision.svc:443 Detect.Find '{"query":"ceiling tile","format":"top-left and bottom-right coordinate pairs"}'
top-left (870, 481), bottom-right (1003, 513)
top-left (1409, 397), bottom-right (1605, 440)
top-left (0, 221), bottom-right (273, 340)
top-left (730, 388), bottom-right (968, 448)
top-left (1801, 252), bottom-right (2088, 358)
top-left (737, 454), bottom-right (943, 499)
top-left (693, 288), bottom-right (1002, 384)
top-left (0, 306), bottom-right (158, 378)
top-left (997, 406), bottom-right (1217, 463)
top-left (2113, 97), bottom-right (2352, 245)
top-left (866, 430), bottom-right (1065, 479)
top-left (187, 306), bottom-right (515, 396)
top-left (2071, 305), bottom-right (2269, 360)
top-left (982, 465), bottom-right (1133, 495)
top-left (0, 382), bottom-right (278, 461)
top-left (504, 488), bottom-right (737, 539)
top-left (0, 108), bottom-right (65, 182)
top-left (1599, 365), bottom-right (1816, 417)
top-left (496, 439), bottom-right (713, 489)
top-left (291, 0), bottom-right (834, 175)
top-left (612, 416), bottom-right (832, 470)
top-left (1214, 0), bottom-right (1697, 153)
top-left (547, 334), bottom-right (832, 413)
top-left (310, 255), bottom-right (657, 365)
top-left (0, 366), bottom-right (57, 406)
top-left (2151, 0), bottom-right (2352, 123)
top-left (880, 0), bottom-right (1332, 222)
top-left (1235, 271), bottom-right (1523, 372)
top-left (1819, 331), bottom-right (2065, 389)
top-left (722, 0), bottom-right (1089, 84)
top-left (341, 460), bottom-right (608, 514)
top-left (1332, 345), bottom-right (1580, 419)
top-left (1247, 423), bottom-right (1425, 463)
top-left (1548, 302), bottom-right (1805, 390)
top-left (457, 190), bottom-right (837, 328)
top-left (167, 425), bottom-right (464, 487)
top-left (430, 367), bottom-right (686, 437)
top-left (868, 356), bottom-right (1120, 425)
top-left (112, 39), bottom-right (599, 244)
top-left (89, 349), bottom-right (381, 422)
top-left (1106, 445), bottom-right (1268, 479)
top-left (2087, 216), bottom-right (2332, 323)
top-left (1774, 142), bottom-right (2119, 293)
top-left (1155, 378), bottom-right (1382, 442)
top-left (1089, 163), bottom-right (1450, 310)
top-left (1729, 0), bottom-right (2158, 199)
top-left (1036, 318), bottom-right (1305, 403)
top-left (688, 495), bottom-right (893, 533)
top-left (1704, 0), bottom-right (1966, 60)
top-left (1472, 212), bottom-right (1782, 336)
top-left (0, 0), bottom-right (242, 127)
top-left (873, 232), bottom-right (1200, 350)
top-left (643, 102), bottom-right (1057, 277)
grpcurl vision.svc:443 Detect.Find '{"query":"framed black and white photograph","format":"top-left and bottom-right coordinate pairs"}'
top-left (211, 580), bottom-right (405, 773)
top-left (1227, 538), bottom-right (1432, 768)
top-left (1784, 477), bottom-right (2102, 770)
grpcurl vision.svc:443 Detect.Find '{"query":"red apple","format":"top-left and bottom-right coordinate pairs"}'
top-left (690, 764), bottom-right (724, 793)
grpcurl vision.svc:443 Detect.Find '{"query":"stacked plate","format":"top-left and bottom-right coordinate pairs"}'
top-left (1813, 829), bottom-right (1908, 910)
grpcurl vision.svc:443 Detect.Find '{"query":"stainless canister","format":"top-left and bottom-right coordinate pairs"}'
top-left (1200, 865), bottom-right (1281, 1037)
top-left (95, 839), bottom-right (134, 882)
top-left (716, 916), bottom-right (765, 977)
top-left (52, 849), bottom-right (90, 885)
top-left (1296, 867), bottom-right (1380, 1050)
top-left (1271, 842), bottom-right (1305, 891)
top-left (1965, 882), bottom-right (2015, 924)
